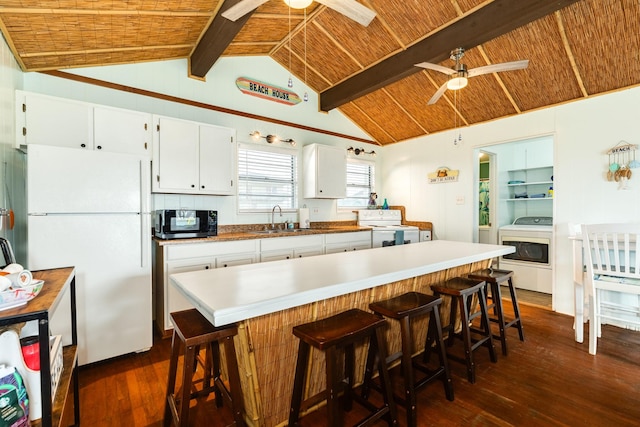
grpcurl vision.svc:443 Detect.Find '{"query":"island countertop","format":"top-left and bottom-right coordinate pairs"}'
top-left (170, 240), bottom-right (514, 327)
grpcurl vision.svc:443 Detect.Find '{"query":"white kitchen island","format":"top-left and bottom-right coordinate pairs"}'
top-left (170, 240), bottom-right (514, 427)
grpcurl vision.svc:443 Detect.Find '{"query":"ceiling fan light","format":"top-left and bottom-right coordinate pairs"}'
top-left (284, 0), bottom-right (313, 9)
top-left (447, 76), bottom-right (468, 91)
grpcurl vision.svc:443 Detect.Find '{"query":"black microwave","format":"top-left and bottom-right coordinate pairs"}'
top-left (154, 210), bottom-right (217, 239)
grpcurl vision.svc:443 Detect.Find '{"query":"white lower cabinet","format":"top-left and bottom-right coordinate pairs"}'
top-left (260, 235), bottom-right (324, 262)
top-left (154, 231), bottom-right (372, 335)
top-left (324, 231), bottom-right (372, 253)
top-left (155, 240), bottom-right (259, 335)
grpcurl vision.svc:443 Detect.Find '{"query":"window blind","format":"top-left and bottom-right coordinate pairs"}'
top-left (338, 160), bottom-right (375, 208)
top-left (238, 145), bottom-right (297, 211)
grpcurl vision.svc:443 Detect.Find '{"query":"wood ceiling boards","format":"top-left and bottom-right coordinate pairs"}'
top-left (2, 0), bottom-right (640, 145)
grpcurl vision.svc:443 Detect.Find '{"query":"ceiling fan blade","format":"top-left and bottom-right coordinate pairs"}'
top-left (427, 82), bottom-right (449, 105)
top-left (222, 0), bottom-right (270, 21)
top-left (316, 0), bottom-right (376, 26)
top-left (415, 62), bottom-right (456, 75)
top-left (468, 59), bottom-right (529, 78)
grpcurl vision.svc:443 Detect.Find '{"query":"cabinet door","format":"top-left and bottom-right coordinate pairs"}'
top-left (294, 246), bottom-right (324, 258)
top-left (94, 106), bottom-right (151, 156)
top-left (21, 93), bottom-right (92, 149)
top-left (316, 145), bottom-right (346, 198)
top-left (165, 260), bottom-right (213, 329)
top-left (154, 117), bottom-right (199, 192)
top-left (216, 253), bottom-right (257, 268)
top-left (351, 241), bottom-right (372, 251)
top-left (199, 124), bottom-right (235, 195)
top-left (260, 249), bottom-right (294, 262)
top-left (325, 243), bottom-right (350, 254)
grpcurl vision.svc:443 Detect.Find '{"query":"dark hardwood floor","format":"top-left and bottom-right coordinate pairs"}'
top-left (77, 301), bottom-right (640, 426)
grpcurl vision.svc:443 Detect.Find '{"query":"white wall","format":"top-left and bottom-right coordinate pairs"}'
top-left (0, 35), bottom-right (24, 260)
top-left (22, 58), bottom-right (379, 226)
top-left (381, 87), bottom-right (640, 316)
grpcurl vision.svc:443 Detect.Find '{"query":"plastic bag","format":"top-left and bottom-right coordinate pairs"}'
top-left (0, 365), bottom-right (29, 427)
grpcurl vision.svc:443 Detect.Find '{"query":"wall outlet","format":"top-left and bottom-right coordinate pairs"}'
top-left (312, 207), bottom-right (319, 214)
top-left (456, 196), bottom-right (465, 205)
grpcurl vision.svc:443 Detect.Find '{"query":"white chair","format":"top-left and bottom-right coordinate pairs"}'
top-left (581, 223), bottom-right (640, 355)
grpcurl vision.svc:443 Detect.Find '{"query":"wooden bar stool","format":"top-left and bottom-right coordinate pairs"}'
top-left (364, 292), bottom-right (454, 427)
top-left (164, 309), bottom-right (245, 427)
top-left (289, 308), bottom-right (398, 427)
top-left (467, 268), bottom-right (525, 355)
top-left (430, 277), bottom-right (497, 384)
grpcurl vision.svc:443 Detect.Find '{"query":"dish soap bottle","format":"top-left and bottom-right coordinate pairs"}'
top-left (382, 198), bottom-right (389, 209)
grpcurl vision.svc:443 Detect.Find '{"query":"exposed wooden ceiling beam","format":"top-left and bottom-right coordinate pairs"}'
top-left (189, 0), bottom-right (253, 79)
top-left (319, 0), bottom-right (582, 112)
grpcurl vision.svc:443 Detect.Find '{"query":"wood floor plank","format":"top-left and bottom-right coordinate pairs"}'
top-left (76, 304), bottom-right (640, 426)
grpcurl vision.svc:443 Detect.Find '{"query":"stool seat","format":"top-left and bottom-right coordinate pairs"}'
top-left (293, 308), bottom-right (387, 349)
top-left (366, 292), bottom-right (453, 427)
top-left (289, 308), bottom-right (398, 427)
top-left (431, 277), bottom-right (497, 384)
top-left (164, 309), bottom-right (245, 427)
top-left (467, 268), bottom-right (525, 355)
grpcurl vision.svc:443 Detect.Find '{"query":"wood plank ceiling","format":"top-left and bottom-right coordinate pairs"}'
top-left (0, 0), bottom-right (639, 146)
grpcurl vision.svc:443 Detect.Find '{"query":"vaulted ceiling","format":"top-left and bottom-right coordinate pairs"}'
top-left (1, 0), bottom-right (639, 146)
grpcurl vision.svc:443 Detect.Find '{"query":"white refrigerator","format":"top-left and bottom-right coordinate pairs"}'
top-left (26, 144), bottom-right (152, 366)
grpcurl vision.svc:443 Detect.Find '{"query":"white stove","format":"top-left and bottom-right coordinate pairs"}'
top-left (357, 210), bottom-right (420, 248)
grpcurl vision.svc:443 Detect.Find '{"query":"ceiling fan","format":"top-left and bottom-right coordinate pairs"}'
top-left (222, 0), bottom-right (376, 27)
top-left (415, 48), bottom-right (529, 105)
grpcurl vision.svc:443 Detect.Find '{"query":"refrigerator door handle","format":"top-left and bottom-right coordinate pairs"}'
top-left (140, 213), bottom-right (150, 268)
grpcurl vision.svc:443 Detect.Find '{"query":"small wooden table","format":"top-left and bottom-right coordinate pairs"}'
top-left (0, 267), bottom-right (79, 427)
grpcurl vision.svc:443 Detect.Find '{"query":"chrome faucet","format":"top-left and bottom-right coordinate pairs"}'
top-left (271, 205), bottom-right (282, 229)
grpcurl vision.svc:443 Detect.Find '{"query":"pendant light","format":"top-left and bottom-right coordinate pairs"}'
top-left (287, 4), bottom-right (293, 88)
top-left (303, 8), bottom-right (308, 102)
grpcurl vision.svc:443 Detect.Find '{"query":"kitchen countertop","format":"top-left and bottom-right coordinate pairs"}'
top-left (153, 224), bottom-right (372, 246)
top-left (170, 240), bottom-right (514, 327)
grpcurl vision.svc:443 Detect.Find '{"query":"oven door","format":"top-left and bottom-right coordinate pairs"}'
top-left (372, 230), bottom-right (417, 248)
top-left (500, 236), bottom-right (550, 267)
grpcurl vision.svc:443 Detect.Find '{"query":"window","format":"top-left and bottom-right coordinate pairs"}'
top-left (238, 144), bottom-right (297, 211)
top-left (338, 159), bottom-right (375, 208)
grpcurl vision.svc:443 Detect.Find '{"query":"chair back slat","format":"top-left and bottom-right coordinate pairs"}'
top-left (582, 223), bottom-right (640, 280)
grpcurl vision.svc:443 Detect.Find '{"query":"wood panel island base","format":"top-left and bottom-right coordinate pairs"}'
top-left (170, 240), bottom-right (514, 426)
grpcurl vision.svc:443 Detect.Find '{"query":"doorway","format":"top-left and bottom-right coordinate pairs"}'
top-left (477, 151), bottom-right (497, 245)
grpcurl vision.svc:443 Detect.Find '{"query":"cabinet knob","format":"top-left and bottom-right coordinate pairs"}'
top-left (80, 143), bottom-right (86, 148)
top-left (191, 184), bottom-right (195, 188)
top-left (204, 266), bottom-right (209, 269)
top-left (298, 255), bottom-right (302, 258)
top-left (201, 185), bottom-right (205, 189)
top-left (286, 256), bottom-right (290, 259)
top-left (223, 264), bottom-right (228, 267)
top-left (96, 145), bottom-right (102, 150)
top-left (343, 249), bottom-right (348, 252)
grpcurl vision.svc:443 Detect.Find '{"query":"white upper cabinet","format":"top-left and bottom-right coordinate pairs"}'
top-left (199, 124), bottom-right (235, 194)
top-left (17, 91), bottom-right (92, 150)
top-left (93, 106), bottom-right (151, 156)
top-left (152, 115), bottom-right (236, 195)
top-left (303, 143), bottom-right (346, 198)
top-left (16, 91), bottom-right (151, 157)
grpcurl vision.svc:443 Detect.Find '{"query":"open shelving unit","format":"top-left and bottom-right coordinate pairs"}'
top-left (0, 267), bottom-right (79, 427)
top-left (505, 166), bottom-right (554, 202)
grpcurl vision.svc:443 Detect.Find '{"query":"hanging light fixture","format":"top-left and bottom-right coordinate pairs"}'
top-left (287, 4), bottom-right (293, 88)
top-left (303, 7), bottom-right (309, 102)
